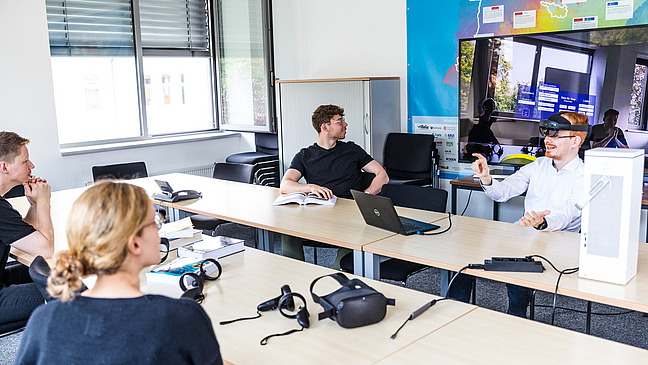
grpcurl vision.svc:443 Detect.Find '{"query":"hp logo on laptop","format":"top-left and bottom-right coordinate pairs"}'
top-left (373, 209), bottom-right (381, 217)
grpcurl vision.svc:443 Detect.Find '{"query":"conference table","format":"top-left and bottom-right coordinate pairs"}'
top-left (8, 174), bottom-right (648, 362)
top-left (131, 173), bottom-right (438, 276)
top-left (363, 214), bottom-right (648, 314)
top-left (149, 247), bottom-right (648, 364)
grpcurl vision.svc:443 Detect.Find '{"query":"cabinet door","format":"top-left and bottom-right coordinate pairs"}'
top-left (278, 81), bottom-right (366, 174)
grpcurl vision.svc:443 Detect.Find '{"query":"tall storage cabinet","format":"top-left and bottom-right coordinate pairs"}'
top-left (275, 77), bottom-right (400, 175)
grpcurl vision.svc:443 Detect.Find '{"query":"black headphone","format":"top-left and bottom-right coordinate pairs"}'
top-left (179, 259), bottom-right (223, 303)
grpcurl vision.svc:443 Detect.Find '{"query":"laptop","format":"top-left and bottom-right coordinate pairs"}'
top-left (350, 190), bottom-right (440, 235)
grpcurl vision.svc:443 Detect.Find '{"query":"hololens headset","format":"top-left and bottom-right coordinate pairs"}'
top-left (539, 113), bottom-right (591, 140)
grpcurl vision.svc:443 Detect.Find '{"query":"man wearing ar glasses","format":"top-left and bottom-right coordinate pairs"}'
top-left (448, 112), bottom-right (590, 318)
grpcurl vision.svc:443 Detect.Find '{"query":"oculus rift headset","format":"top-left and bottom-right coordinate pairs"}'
top-left (310, 273), bottom-right (395, 329)
top-left (539, 113), bottom-right (591, 140)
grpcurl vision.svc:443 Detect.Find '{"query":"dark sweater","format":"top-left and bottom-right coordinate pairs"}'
top-left (15, 294), bottom-right (223, 365)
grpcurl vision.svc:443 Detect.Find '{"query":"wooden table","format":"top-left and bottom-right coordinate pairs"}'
top-left (376, 307), bottom-right (648, 364)
top-left (146, 248), bottom-right (477, 364)
top-left (149, 248), bottom-right (648, 364)
top-left (9, 178), bottom-right (648, 362)
top-left (363, 214), bottom-right (648, 313)
top-left (134, 173), bottom-right (447, 275)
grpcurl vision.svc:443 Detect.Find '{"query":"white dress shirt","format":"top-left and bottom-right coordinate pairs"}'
top-left (482, 156), bottom-right (584, 232)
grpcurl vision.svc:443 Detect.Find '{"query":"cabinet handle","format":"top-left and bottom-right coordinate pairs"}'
top-left (364, 113), bottom-right (369, 134)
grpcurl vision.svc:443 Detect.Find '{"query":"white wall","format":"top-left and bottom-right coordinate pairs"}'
top-left (0, 1), bottom-right (252, 191)
top-left (272, 0), bottom-right (408, 131)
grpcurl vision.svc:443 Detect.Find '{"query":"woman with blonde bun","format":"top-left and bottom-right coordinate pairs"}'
top-left (15, 181), bottom-right (222, 364)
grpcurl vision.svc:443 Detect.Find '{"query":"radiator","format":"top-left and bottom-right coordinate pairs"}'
top-left (151, 164), bottom-right (214, 178)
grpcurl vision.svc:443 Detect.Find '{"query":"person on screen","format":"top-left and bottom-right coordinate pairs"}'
top-left (15, 182), bottom-right (223, 364)
top-left (0, 131), bottom-right (54, 330)
top-left (449, 112), bottom-right (588, 318)
top-left (591, 109), bottom-right (628, 149)
top-left (468, 98), bottom-right (500, 145)
top-left (279, 104), bottom-right (389, 269)
top-left (465, 98), bottom-right (500, 161)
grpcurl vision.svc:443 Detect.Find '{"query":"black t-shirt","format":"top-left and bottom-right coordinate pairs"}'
top-left (0, 196), bottom-right (36, 276)
top-left (289, 141), bottom-right (373, 199)
top-left (15, 295), bottom-right (223, 365)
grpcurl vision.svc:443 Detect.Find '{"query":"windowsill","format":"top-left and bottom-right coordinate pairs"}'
top-left (625, 129), bottom-right (648, 135)
top-left (60, 131), bottom-right (240, 156)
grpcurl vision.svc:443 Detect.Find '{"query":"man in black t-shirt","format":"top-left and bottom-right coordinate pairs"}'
top-left (279, 105), bottom-right (389, 268)
top-left (0, 131), bottom-right (54, 329)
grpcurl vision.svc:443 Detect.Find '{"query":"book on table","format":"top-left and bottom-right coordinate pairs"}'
top-left (146, 257), bottom-right (220, 286)
top-left (159, 217), bottom-right (195, 239)
top-left (272, 192), bottom-right (337, 206)
top-left (178, 235), bottom-right (245, 260)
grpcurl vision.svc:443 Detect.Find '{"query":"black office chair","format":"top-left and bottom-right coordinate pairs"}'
top-left (91, 161), bottom-right (148, 182)
top-left (301, 173), bottom-right (377, 266)
top-left (190, 163), bottom-right (255, 232)
top-left (339, 184), bottom-right (448, 286)
top-left (28, 255), bottom-right (87, 303)
top-left (28, 256), bottom-right (53, 302)
top-left (383, 133), bottom-right (438, 186)
top-left (226, 133), bottom-right (279, 187)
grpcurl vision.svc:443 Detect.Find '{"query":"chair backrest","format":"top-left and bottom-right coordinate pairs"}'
top-left (255, 133), bottom-right (279, 156)
top-left (28, 255), bottom-right (53, 302)
top-left (92, 161), bottom-right (148, 182)
top-left (383, 133), bottom-right (435, 180)
top-left (212, 162), bottom-right (255, 184)
top-left (380, 184), bottom-right (447, 213)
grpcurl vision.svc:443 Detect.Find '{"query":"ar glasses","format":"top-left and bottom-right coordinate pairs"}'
top-left (539, 114), bottom-right (591, 139)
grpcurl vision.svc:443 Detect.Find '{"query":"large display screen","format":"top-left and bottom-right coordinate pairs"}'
top-left (458, 25), bottom-right (648, 164)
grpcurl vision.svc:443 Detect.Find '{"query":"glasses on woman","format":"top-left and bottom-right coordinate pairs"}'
top-left (144, 212), bottom-right (164, 231)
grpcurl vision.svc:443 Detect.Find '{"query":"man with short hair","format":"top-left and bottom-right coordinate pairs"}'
top-left (450, 112), bottom-right (589, 317)
top-left (591, 108), bottom-right (628, 148)
top-left (0, 131), bottom-right (54, 328)
top-left (280, 104), bottom-right (389, 268)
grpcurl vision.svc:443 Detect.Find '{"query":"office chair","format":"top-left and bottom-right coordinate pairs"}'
top-left (190, 163), bottom-right (255, 232)
top-left (28, 255), bottom-right (53, 302)
top-left (383, 133), bottom-right (438, 186)
top-left (91, 161), bottom-right (148, 182)
top-left (339, 184), bottom-right (448, 286)
top-left (301, 173), bottom-right (377, 265)
top-left (226, 133), bottom-right (280, 187)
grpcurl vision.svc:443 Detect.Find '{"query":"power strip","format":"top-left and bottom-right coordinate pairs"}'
top-left (483, 257), bottom-right (545, 272)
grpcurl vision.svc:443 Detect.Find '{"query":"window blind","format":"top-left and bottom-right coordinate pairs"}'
top-left (46, 0), bottom-right (134, 55)
top-left (139, 0), bottom-right (209, 50)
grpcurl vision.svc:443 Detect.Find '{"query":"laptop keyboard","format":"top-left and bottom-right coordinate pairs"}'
top-left (400, 218), bottom-right (428, 233)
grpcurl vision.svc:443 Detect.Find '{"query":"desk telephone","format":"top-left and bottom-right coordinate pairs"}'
top-left (152, 179), bottom-right (202, 202)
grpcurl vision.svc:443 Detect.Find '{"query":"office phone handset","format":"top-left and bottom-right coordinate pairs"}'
top-left (152, 180), bottom-right (202, 202)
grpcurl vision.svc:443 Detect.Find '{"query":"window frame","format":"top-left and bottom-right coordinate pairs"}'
top-left (50, 0), bottom-right (275, 150)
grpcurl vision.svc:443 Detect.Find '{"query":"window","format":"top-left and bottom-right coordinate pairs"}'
top-left (217, 0), bottom-right (274, 132)
top-left (46, 0), bottom-right (273, 146)
top-left (628, 59), bottom-right (648, 130)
